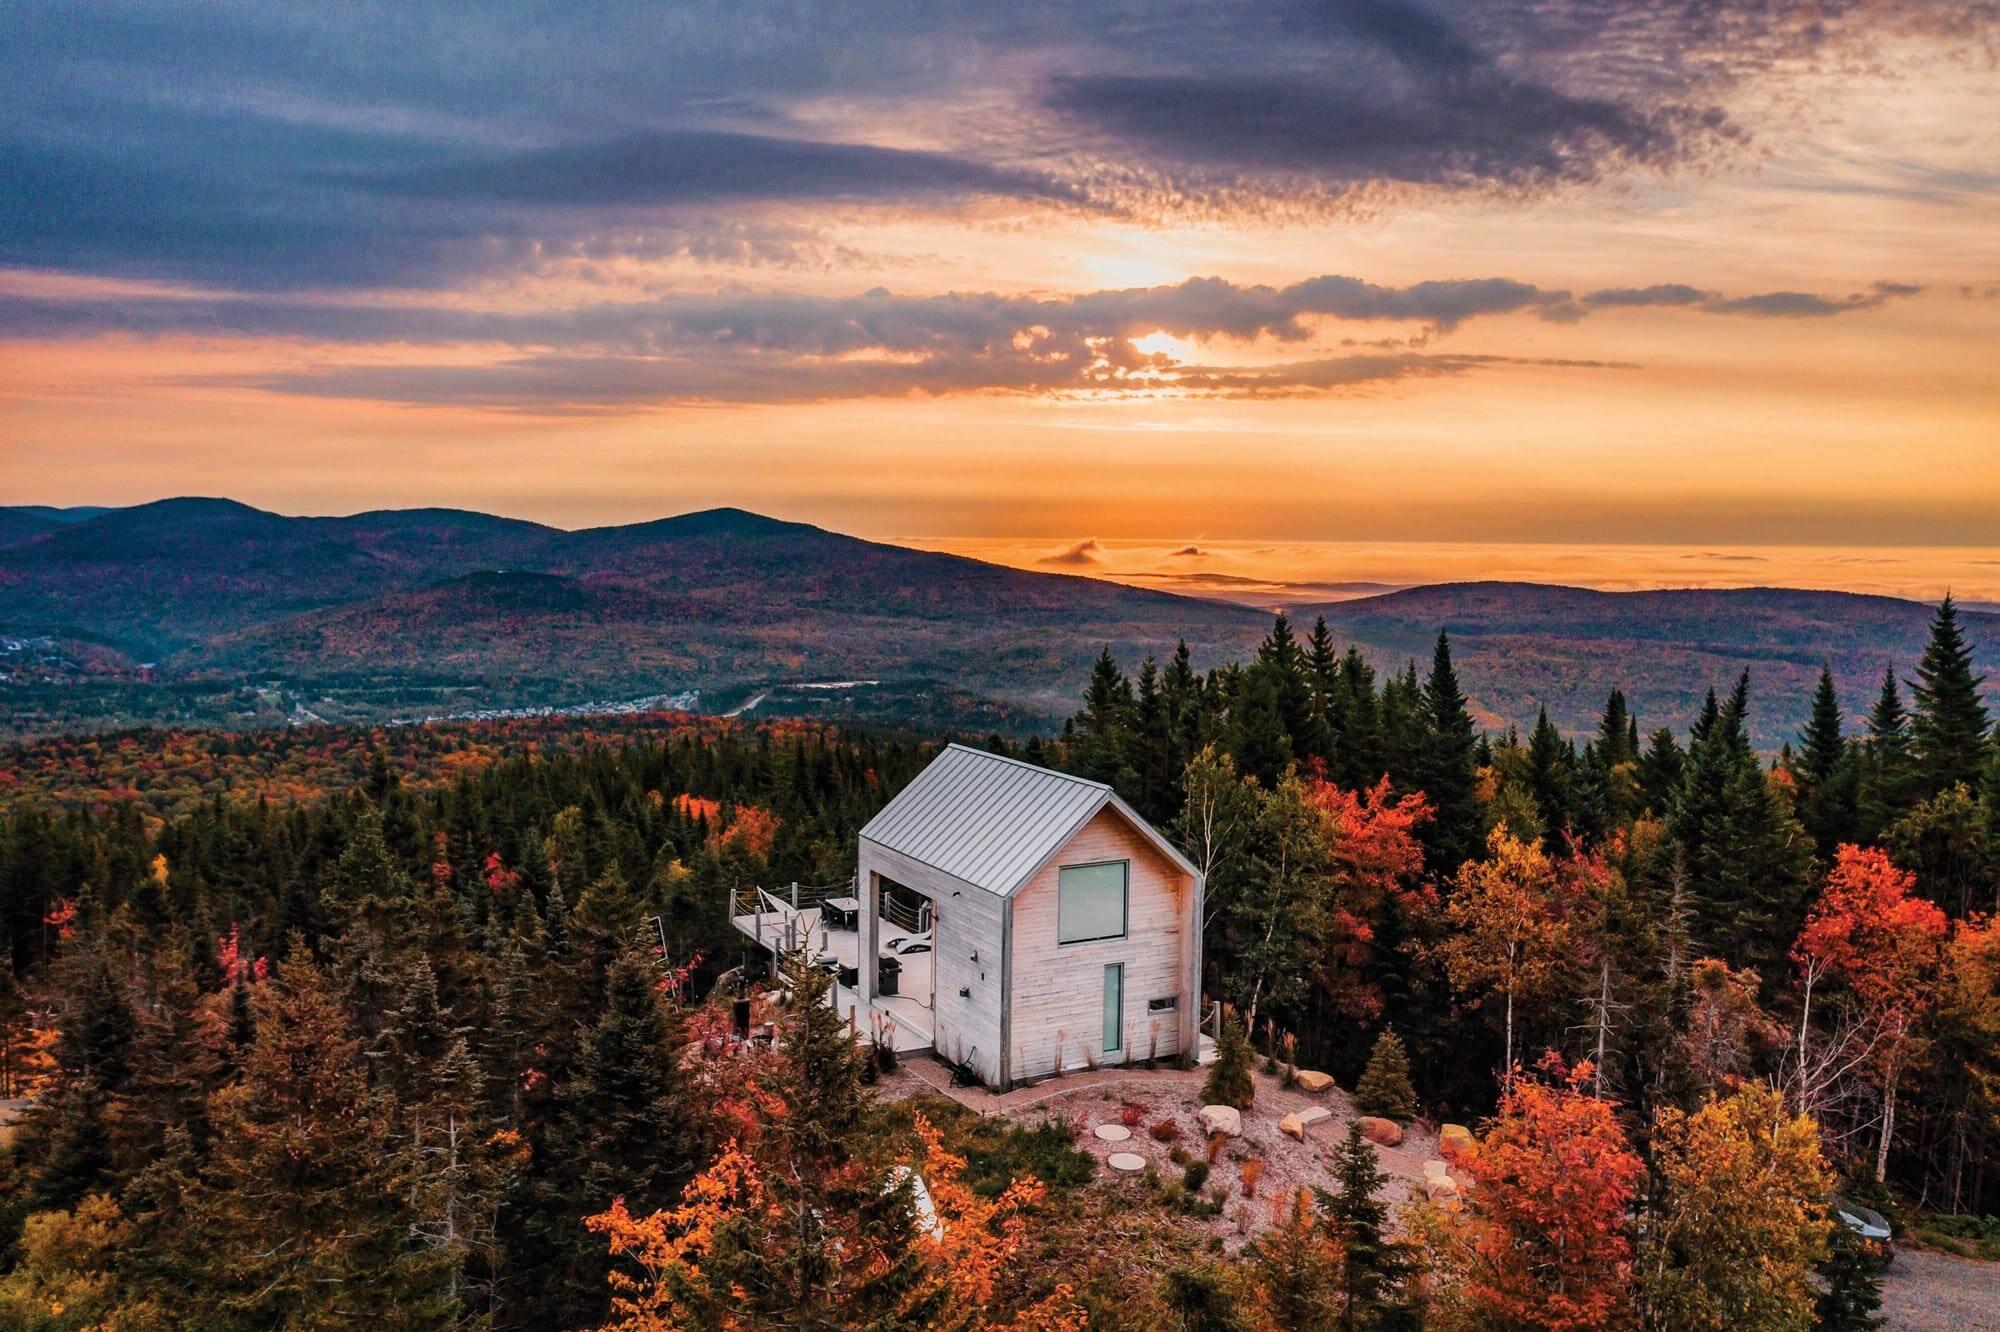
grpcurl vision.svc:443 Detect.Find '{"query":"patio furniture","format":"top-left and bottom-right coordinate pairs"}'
top-left (878, 954), bottom-right (903, 996)
top-left (823, 895), bottom-right (861, 930)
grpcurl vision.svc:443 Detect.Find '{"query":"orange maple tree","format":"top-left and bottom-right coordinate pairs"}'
top-left (586, 1113), bottom-right (1077, 1331)
top-left (1441, 1055), bottom-right (1643, 1332)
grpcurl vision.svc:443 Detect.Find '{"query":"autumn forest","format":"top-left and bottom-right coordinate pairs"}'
top-left (0, 596), bottom-right (1996, 1330)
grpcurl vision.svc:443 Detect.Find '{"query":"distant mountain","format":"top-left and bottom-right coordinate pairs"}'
top-left (0, 499), bottom-right (1267, 735)
top-left (1304, 582), bottom-right (2000, 749)
top-left (2, 502), bottom-right (1992, 746)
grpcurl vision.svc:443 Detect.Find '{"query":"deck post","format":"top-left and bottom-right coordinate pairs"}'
top-left (790, 880), bottom-right (799, 909)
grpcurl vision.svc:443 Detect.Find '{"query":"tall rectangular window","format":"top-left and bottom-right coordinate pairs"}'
top-left (1103, 964), bottom-right (1124, 1053)
top-left (1057, 861), bottom-right (1127, 944)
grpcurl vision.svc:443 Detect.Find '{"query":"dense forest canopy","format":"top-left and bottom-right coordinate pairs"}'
top-left (0, 597), bottom-right (1995, 1327)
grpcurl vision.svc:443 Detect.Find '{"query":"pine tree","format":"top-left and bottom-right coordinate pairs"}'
top-left (1858, 666), bottom-right (1918, 838)
top-left (1354, 1027), bottom-right (1417, 1121)
top-left (1638, 726), bottom-right (1685, 818)
top-left (1815, 1208), bottom-right (1885, 1331)
top-left (1073, 648), bottom-right (1139, 790)
top-left (1228, 660), bottom-right (1295, 789)
top-left (1203, 1008), bottom-right (1254, 1110)
top-left (186, 944), bottom-right (403, 1328)
top-left (776, 950), bottom-right (870, 1165)
top-left (1910, 593), bottom-right (1993, 797)
top-left (1796, 666), bottom-right (1859, 856)
top-left (1667, 676), bottom-right (1812, 973)
top-left (1320, 1119), bottom-right (1416, 1330)
top-left (1420, 632), bottom-right (1483, 874)
top-left (1524, 707), bottom-right (1575, 844)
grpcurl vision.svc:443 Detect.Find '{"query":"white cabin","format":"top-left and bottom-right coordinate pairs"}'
top-left (733, 744), bottom-right (1204, 1089)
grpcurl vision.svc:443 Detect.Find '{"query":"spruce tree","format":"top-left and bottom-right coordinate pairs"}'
top-left (1668, 676), bottom-right (1812, 973)
top-left (1354, 1027), bottom-right (1417, 1121)
top-left (1858, 667), bottom-right (1918, 838)
top-left (1815, 1209), bottom-right (1885, 1330)
top-left (1420, 632), bottom-right (1483, 874)
top-left (1319, 1119), bottom-right (1417, 1330)
top-left (1228, 661), bottom-right (1295, 789)
top-left (1910, 593), bottom-right (1992, 796)
top-left (186, 944), bottom-right (402, 1328)
top-left (1202, 1008), bottom-right (1254, 1110)
top-left (1525, 707), bottom-right (1575, 844)
top-left (1796, 667), bottom-right (1859, 856)
top-left (1073, 648), bottom-right (1140, 791)
top-left (1638, 727), bottom-right (1685, 817)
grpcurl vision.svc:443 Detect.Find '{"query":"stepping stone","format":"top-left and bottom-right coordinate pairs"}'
top-left (1106, 1152), bottom-right (1146, 1173)
top-left (1357, 1116), bottom-right (1403, 1147)
top-left (1197, 1104), bottom-right (1242, 1137)
top-left (1293, 1069), bottom-right (1336, 1094)
top-left (1094, 1123), bottom-right (1132, 1142)
top-left (1278, 1107), bottom-right (1333, 1141)
top-left (1423, 1159), bottom-right (1450, 1181)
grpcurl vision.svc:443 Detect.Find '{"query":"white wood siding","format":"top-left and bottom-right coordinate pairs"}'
top-left (857, 838), bottom-right (1005, 1085)
top-left (1006, 809), bottom-right (1195, 1082)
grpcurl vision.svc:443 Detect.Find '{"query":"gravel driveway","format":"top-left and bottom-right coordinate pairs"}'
top-left (1880, 1248), bottom-right (2000, 1330)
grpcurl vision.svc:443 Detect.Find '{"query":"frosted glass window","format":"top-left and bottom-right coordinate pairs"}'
top-left (1103, 964), bottom-right (1124, 1052)
top-left (1057, 861), bottom-right (1127, 943)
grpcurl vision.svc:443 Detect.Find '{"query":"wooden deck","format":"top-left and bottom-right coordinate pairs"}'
top-left (728, 904), bottom-right (936, 1052)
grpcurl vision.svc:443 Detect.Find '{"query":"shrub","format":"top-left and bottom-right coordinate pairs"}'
top-left (1203, 1008), bottom-right (1254, 1110)
top-left (1120, 1102), bottom-right (1145, 1128)
top-left (1355, 1026), bottom-right (1417, 1121)
top-left (1240, 1159), bottom-right (1264, 1198)
top-left (1183, 1160), bottom-right (1211, 1192)
top-left (1148, 1119), bottom-right (1181, 1142)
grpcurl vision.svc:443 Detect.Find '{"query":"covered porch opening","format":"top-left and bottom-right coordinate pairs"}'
top-left (858, 874), bottom-right (936, 1051)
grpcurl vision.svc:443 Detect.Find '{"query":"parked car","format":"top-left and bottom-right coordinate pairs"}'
top-left (1833, 1197), bottom-right (1895, 1267)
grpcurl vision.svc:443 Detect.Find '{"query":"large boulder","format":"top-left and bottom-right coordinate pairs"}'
top-left (1425, 1174), bottom-right (1461, 1206)
top-left (1357, 1115), bottom-right (1403, 1147)
top-left (1293, 1069), bottom-right (1336, 1094)
top-left (1197, 1104), bottom-right (1242, 1137)
top-left (1278, 1106), bottom-right (1332, 1141)
top-left (1422, 1159), bottom-right (1451, 1182)
top-left (1440, 1123), bottom-right (1475, 1156)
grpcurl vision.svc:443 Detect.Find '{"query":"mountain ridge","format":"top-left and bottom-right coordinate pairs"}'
top-left (2, 500), bottom-right (1993, 746)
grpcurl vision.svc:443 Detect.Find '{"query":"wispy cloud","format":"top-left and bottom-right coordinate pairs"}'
top-left (1039, 539), bottom-right (1102, 566)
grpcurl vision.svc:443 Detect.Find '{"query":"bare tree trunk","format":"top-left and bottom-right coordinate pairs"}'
top-left (1877, 1050), bottom-right (1900, 1185)
top-left (1592, 961), bottom-right (1610, 1099)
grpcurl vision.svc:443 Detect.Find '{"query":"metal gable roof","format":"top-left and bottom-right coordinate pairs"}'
top-left (859, 744), bottom-right (1196, 897)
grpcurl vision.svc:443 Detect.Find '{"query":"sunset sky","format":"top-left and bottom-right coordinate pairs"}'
top-left (4, 2), bottom-right (1998, 597)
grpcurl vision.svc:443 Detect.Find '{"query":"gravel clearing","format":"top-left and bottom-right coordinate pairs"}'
top-left (1880, 1247), bottom-right (2000, 1330)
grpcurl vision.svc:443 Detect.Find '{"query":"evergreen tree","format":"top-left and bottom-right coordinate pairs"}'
top-left (1815, 1209), bottom-right (1885, 1331)
top-left (1319, 1119), bottom-right (1417, 1330)
top-left (775, 951), bottom-right (870, 1165)
top-left (1910, 593), bottom-right (1993, 797)
top-left (1668, 676), bottom-right (1812, 974)
top-left (1203, 1008), bottom-right (1254, 1110)
top-left (1637, 726), bottom-right (1685, 818)
top-left (186, 945), bottom-right (403, 1328)
top-left (1258, 612), bottom-right (1316, 746)
top-left (1354, 1027), bottom-right (1417, 1121)
top-left (1795, 667), bottom-right (1859, 856)
top-left (1072, 648), bottom-right (1139, 791)
top-left (1858, 667), bottom-right (1918, 838)
top-left (1420, 632), bottom-right (1483, 874)
top-left (1524, 707), bottom-right (1576, 845)
top-left (1228, 660), bottom-right (1295, 789)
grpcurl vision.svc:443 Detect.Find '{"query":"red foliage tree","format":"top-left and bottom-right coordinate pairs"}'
top-left (1793, 844), bottom-right (1949, 1180)
top-left (1442, 1055), bottom-right (1643, 1331)
top-left (1303, 776), bottom-right (1434, 1023)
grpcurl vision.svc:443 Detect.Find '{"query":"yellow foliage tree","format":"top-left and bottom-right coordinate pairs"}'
top-left (1638, 1083), bottom-right (1832, 1332)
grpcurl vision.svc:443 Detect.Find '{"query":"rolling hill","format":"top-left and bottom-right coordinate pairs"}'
top-left (2, 501), bottom-right (1993, 747)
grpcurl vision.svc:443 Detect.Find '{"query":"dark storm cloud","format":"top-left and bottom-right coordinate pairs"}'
top-left (376, 130), bottom-right (1081, 208)
top-left (2, 0), bottom-right (1989, 294)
